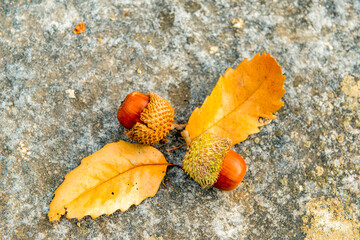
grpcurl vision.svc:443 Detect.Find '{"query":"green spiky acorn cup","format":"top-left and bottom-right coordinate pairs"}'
top-left (182, 132), bottom-right (247, 191)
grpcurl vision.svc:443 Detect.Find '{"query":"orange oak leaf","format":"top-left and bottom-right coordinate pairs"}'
top-left (185, 52), bottom-right (285, 146)
top-left (48, 141), bottom-right (169, 221)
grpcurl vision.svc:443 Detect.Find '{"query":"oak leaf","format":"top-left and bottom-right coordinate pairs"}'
top-left (185, 52), bottom-right (285, 145)
top-left (48, 141), bottom-right (169, 221)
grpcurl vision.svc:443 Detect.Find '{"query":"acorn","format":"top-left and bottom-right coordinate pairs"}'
top-left (212, 149), bottom-right (247, 191)
top-left (117, 92), bottom-right (175, 145)
top-left (117, 92), bottom-right (150, 129)
top-left (182, 132), bottom-right (246, 190)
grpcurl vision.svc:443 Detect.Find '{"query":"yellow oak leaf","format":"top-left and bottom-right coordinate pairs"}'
top-left (185, 52), bottom-right (285, 145)
top-left (48, 141), bottom-right (169, 221)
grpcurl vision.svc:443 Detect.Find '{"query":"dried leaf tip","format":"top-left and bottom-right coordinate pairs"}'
top-left (73, 23), bottom-right (85, 34)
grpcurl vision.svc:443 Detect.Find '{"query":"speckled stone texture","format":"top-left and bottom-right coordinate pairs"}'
top-left (1, 0), bottom-right (359, 239)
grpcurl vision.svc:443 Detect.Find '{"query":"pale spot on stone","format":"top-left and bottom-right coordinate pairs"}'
top-left (209, 46), bottom-right (219, 54)
top-left (17, 142), bottom-right (30, 161)
top-left (65, 89), bottom-right (76, 99)
top-left (336, 134), bottom-right (344, 143)
top-left (145, 237), bottom-right (164, 240)
top-left (280, 178), bottom-right (288, 186)
top-left (315, 166), bottom-right (324, 176)
top-left (341, 75), bottom-right (360, 98)
top-left (232, 18), bottom-right (244, 29)
top-left (302, 197), bottom-right (359, 240)
top-left (303, 140), bottom-right (311, 148)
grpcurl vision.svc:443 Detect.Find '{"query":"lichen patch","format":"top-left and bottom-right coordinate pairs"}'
top-left (301, 197), bottom-right (359, 240)
top-left (341, 75), bottom-right (360, 98)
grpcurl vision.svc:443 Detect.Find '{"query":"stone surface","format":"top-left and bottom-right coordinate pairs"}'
top-left (0, 0), bottom-right (359, 239)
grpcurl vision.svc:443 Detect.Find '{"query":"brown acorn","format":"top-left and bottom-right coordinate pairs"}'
top-left (212, 149), bottom-right (247, 191)
top-left (117, 92), bottom-right (175, 145)
top-left (117, 92), bottom-right (150, 130)
top-left (182, 132), bottom-right (246, 190)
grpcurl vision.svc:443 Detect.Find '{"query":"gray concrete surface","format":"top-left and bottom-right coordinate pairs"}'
top-left (0, 0), bottom-right (359, 239)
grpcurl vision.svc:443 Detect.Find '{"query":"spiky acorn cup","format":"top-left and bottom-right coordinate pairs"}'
top-left (117, 92), bottom-right (175, 145)
top-left (182, 132), bottom-right (232, 188)
top-left (181, 131), bottom-right (247, 190)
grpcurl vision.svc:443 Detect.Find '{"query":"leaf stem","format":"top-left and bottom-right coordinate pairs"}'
top-left (166, 143), bottom-right (186, 152)
top-left (180, 130), bottom-right (192, 148)
top-left (169, 164), bottom-right (183, 170)
top-left (171, 123), bottom-right (187, 131)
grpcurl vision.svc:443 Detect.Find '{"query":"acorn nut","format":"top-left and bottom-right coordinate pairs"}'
top-left (182, 132), bottom-right (247, 190)
top-left (117, 92), bottom-right (175, 145)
